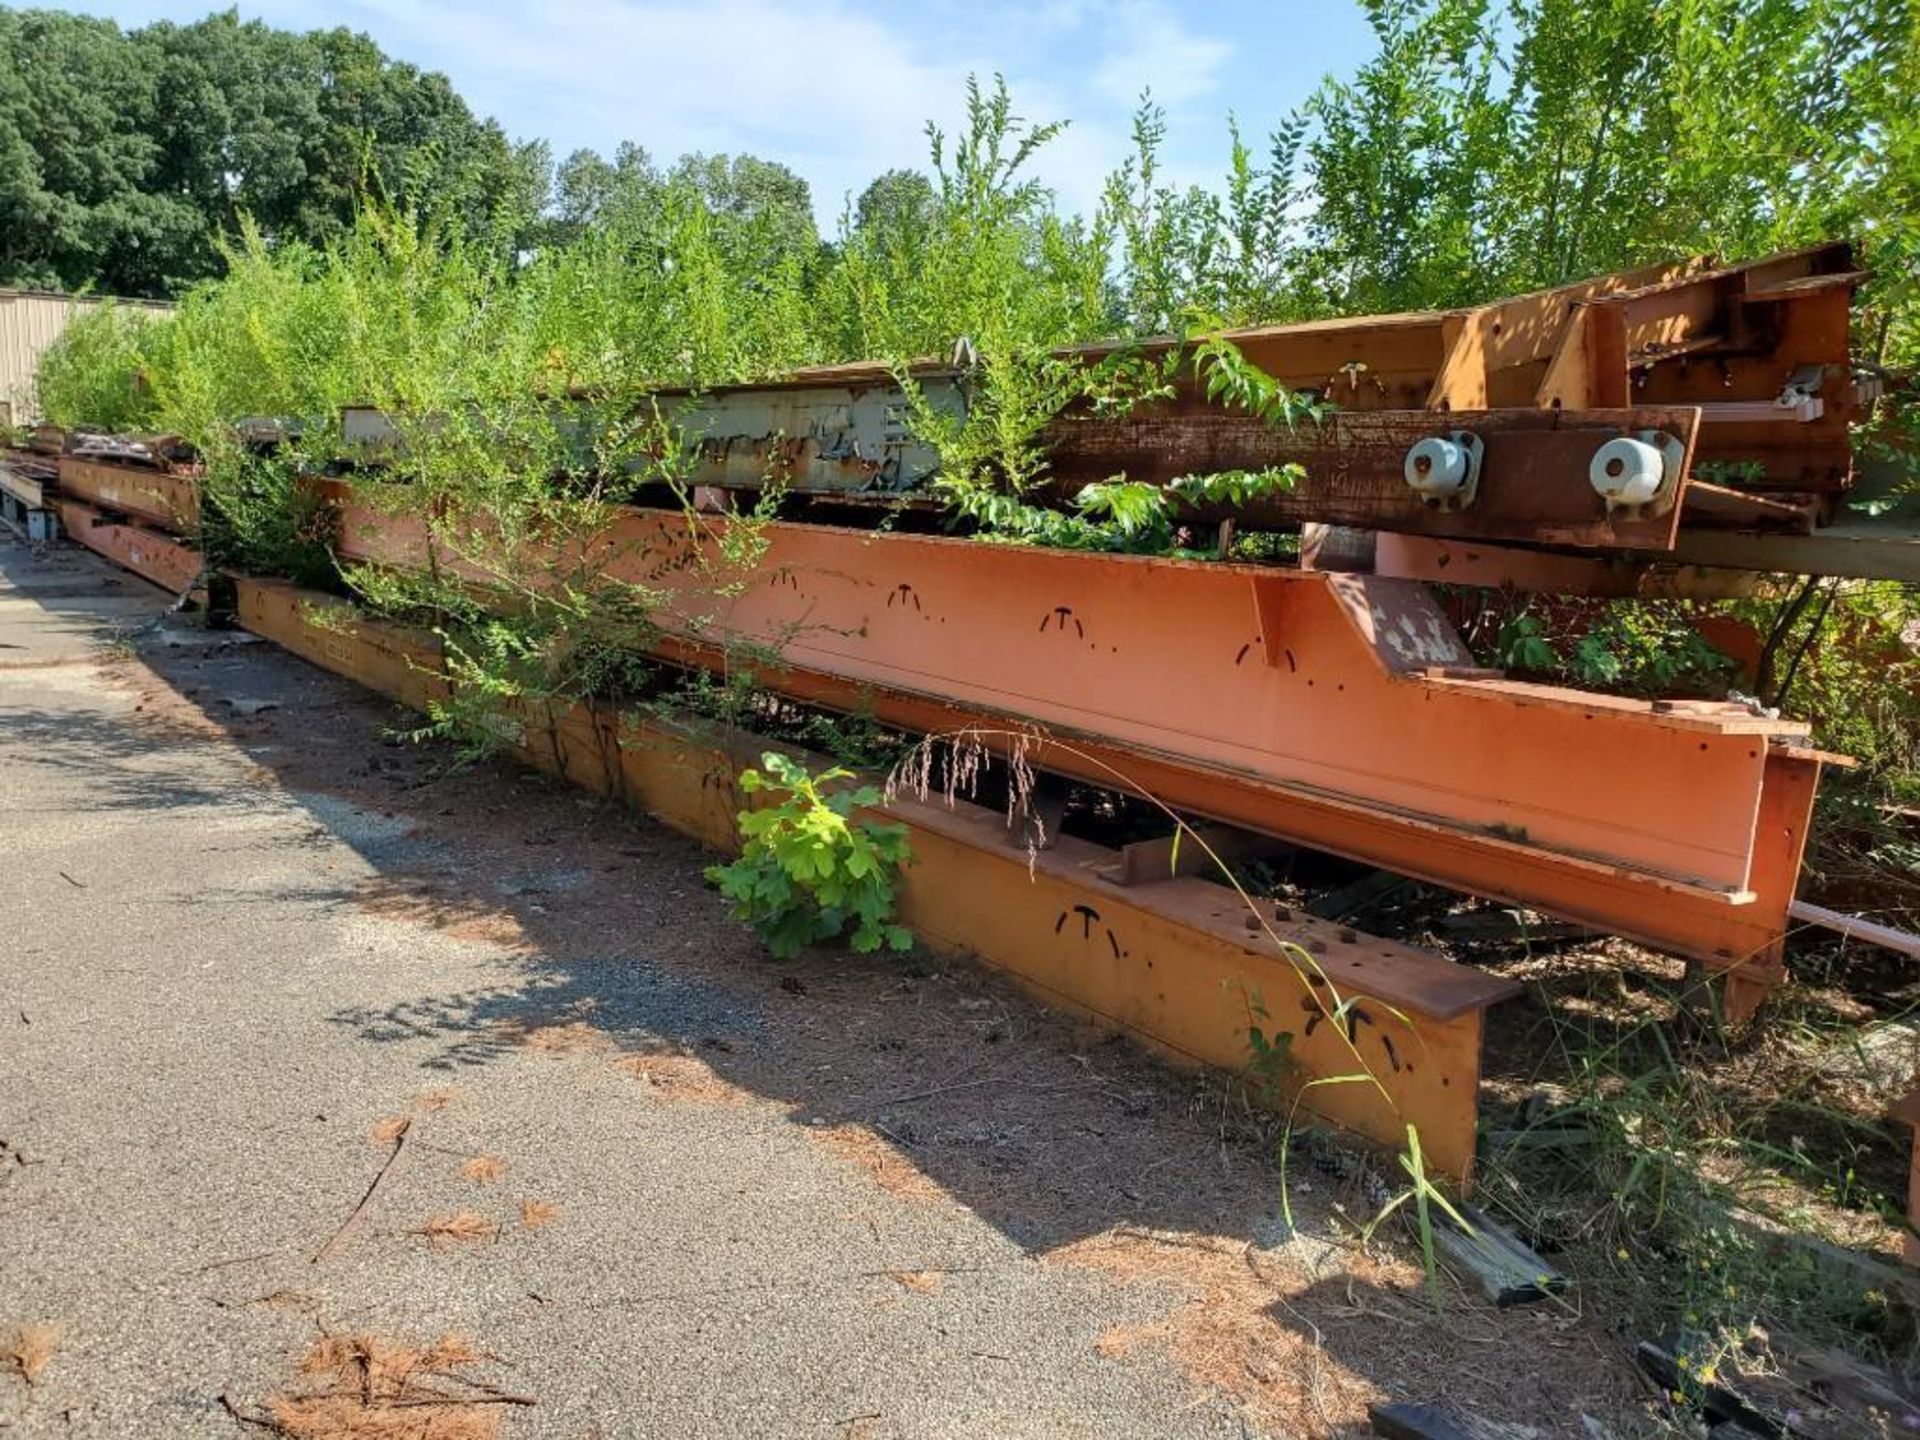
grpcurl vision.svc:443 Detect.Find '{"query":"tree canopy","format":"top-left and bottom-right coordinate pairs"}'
top-left (0, 6), bottom-right (546, 295)
top-left (6, 0), bottom-right (1913, 378)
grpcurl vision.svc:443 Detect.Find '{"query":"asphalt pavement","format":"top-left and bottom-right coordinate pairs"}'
top-left (0, 534), bottom-right (1276, 1438)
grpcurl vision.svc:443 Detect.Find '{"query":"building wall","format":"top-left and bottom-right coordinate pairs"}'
top-left (0, 290), bottom-right (171, 426)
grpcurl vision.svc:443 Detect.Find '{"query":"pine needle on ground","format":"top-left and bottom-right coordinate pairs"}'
top-left (414, 1211), bottom-right (498, 1248)
top-left (252, 1330), bottom-right (529, 1439)
top-left (517, 1199), bottom-right (560, 1230)
top-left (2, 1323), bottom-right (61, 1386)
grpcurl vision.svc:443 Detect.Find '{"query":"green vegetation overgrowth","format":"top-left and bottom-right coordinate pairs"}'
top-left (24, 0), bottom-right (1914, 911)
top-left (31, 11), bottom-right (1915, 851)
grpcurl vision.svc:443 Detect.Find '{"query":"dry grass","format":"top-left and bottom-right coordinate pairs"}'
top-left (413, 1211), bottom-right (498, 1249)
top-left (608, 1050), bottom-right (745, 1105)
top-left (517, 1199), bottom-right (561, 1230)
top-left (807, 1124), bottom-right (945, 1205)
top-left (502, 1019), bottom-right (611, 1056)
top-left (2, 1323), bottom-right (61, 1386)
top-left (369, 1115), bottom-right (411, 1146)
top-left (1055, 1228), bottom-right (1375, 1437)
top-left (459, 1155), bottom-right (507, 1184)
top-left (256, 1331), bottom-right (523, 1439)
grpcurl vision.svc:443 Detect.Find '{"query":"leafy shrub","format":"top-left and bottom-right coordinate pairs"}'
top-left (707, 752), bottom-right (913, 960)
top-left (1469, 596), bottom-right (1739, 698)
top-left (35, 301), bottom-right (165, 432)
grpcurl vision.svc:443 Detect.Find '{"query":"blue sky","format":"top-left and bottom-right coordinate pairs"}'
top-left (57, 1), bottom-right (1381, 227)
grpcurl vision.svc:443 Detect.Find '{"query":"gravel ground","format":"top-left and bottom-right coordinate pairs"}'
top-left (0, 535), bottom-right (1649, 1438)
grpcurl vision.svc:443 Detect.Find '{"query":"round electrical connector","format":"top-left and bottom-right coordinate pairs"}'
top-left (1588, 435), bottom-right (1667, 507)
top-left (1404, 435), bottom-right (1472, 499)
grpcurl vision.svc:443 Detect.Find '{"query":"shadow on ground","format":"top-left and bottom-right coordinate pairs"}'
top-left (54, 601), bottom-right (1652, 1436)
top-left (100, 630), bottom-right (1297, 1254)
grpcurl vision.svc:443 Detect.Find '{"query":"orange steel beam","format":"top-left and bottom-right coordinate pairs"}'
top-left (56, 498), bottom-right (204, 596)
top-left (232, 575), bottom-right (1518, 1181)
top-left (56, 458), bottom-right (202, 535)
top-left (322, 484), bottom-right (1827, 984)
top-left (1371, 533), bottom-right (1763, 600)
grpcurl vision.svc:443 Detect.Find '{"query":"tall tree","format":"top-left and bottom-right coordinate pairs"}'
top-left (671, 151), bottom-right (820, 270)
top-left (1293, 0), bottom-right (1917, 313)
top-left (0, 6), bottom-right (548, 295)
top-left (543, 141), bottom-right (659, 246)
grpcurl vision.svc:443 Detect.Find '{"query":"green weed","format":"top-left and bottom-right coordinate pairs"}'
top-left (707, 752), bottom-right (914, 960)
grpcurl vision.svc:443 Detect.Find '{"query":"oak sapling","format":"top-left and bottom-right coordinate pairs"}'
top-left (707, 752), bottom-right (914, 960)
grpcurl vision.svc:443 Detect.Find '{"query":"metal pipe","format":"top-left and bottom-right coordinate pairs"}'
top-left (1789, 899), bottom-right (1920, 959)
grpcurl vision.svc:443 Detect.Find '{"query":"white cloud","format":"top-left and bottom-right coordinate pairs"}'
top-left (338, 0), bottom-right (1237, 221)
top-left (1088, 1), bottom-right (1231, 107)
top-left (328, 0), bottom-right (989, 221)
top-left (88, 0), bottom-right (1249, 224)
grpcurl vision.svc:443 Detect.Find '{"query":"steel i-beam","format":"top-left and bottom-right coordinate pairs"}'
top-left (233, 574), bottom-right (1521, 1181)
top-left (323, 484), bottom-right (1826, 999)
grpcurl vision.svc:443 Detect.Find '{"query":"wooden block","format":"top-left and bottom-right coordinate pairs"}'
top-left (1433, 1203), bottom-right (1567, 1306)
top-left (1637, 1338), bottom-right (1784, 1437)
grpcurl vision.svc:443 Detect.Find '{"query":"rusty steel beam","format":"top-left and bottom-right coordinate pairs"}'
top-left (0, 451), bottom-right (54, 509)
top-left (1371, 533), bottom-right (1764, 599)
top-left (332, 245), bottom-right (1859, 561)
top-left (1377, 516), bottom-right (1920, 587)
top-left (665, 649), bottom-right (1822, 1011)
top-left (1037, 405), bottom-right (1699, 549)
top-left (57, 457), bottom-right (201, 535)
top-left (620, 388), bottom-right (1710, 550)
top-left (321, 483), bottom-right (1825, 993)
top-left (56, 498), bottom-right (204, 596)
top-left (232, 574), bottom-right (1518, 1182)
